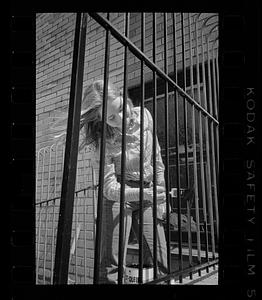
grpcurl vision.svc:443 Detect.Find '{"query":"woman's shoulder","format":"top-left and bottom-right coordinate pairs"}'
top-left (132, 106), bottom-right (152, 118)
top-left (132, 106), bottom-right (152, 130)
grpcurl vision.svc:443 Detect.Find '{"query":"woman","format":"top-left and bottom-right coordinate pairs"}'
top-left (53, 79), bottom-right (168, 283)
top-left (80, 79), bottom-right (168, 284)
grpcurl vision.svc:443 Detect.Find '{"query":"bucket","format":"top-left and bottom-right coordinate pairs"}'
top-left (124, 264), bottom-right (154, 284)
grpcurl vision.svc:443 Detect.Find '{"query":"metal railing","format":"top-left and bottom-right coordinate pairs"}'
top-left (35, 12), bottom-right (219, 285)
top-left (36, 143), bottom-right (98, 284)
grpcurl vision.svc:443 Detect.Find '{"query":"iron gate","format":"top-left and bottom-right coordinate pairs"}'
top-left (36, 12), bottom-right (219, 285)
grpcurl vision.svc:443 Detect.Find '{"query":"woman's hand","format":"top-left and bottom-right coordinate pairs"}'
top-left (144, 186), bottom-right (166, 203)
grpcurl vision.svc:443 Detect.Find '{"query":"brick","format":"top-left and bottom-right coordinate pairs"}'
top-left (52, 61), bottom-right (65, 71)
top-left (65, 48), bottom-right (73, 55)
top-left (89, 68), bottom-right (103, 78)
top-left (44, 103), bottom-right (56, 112)
top-left (58, 65), bottom-right (70, 74)
top-left (59, 54), bottom-right (71, 63)
top-left (60, 42), bottom-right (72, 53)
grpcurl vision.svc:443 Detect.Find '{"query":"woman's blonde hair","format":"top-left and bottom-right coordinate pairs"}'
top-left (50, 79), bottom-right (134, 150)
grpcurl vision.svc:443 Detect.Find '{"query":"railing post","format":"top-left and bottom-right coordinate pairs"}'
top-left (53, 12), bottom-right (87, 285)
top-left (138, 12), bottom-right (145, 284)
top-left (163, 12), bottom-right (171, 281)
top-left (152, 12), bottom-right (158, 281)
top-left (117, 12), bottom-right (129, 284)
top-left (93, 12), bottom-right (111, 284)
top-left (172, 12), bottom-right (183, 283)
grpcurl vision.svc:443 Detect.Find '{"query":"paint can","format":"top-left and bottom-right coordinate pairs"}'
top-left (124, 264), bottom-right (154, 284)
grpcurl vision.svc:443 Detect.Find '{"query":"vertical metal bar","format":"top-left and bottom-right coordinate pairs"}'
top-left (47, 146), bottom-right (52, 201)
top-left (92, 165), bottom-right (97, 248)
top-left (84, 189), bottom-right (87, 284)
top-left (206, 34), bottom-right (213, 115)
top-left (180, 12), bottom-right (190, 283)
top-left (214, 57), bottom-right (219, 120)
top-left (50, 201), bottom-right (56, 284)
top-left (211, 41), bottom-right (218, 120)
top-left (205, 33), bottom-right (216, 259)
top-left (198, 18), bottom-right (211, 273)
top-left (75, 171), bottom-right (80, 283)
top-left (49, 146), bottom-right (53, 199)
top-left (43, 204), bottom-right (49, 284)
top-left (53, 12), bottom-right (87, 285)
top-left (215, 44), bottom-right (219, 100)
top-left (40, 148), bottom-right (46, 203)
top-left (214, 46), bottom-right (220, 241)
top-left (36, 149), bottom-right (41, 203)
top-left (172, 12), bottom-right (183, 283)
top-left (51, 144), bottom-right (56, 198)
top-left (50, 146), bottom-right (54, 199)
top-left (201, 22), bottom-right (215, 272)
top-left (138, 12), bottom-right (145, 284)
top-left (74, 194), bottom-right (78, 283)
top-left (214, 42), bottom-right (220, 167)
top-left (83, 156), bottom-right (88, 284)
top-left (36, 204), bottom-right (42, 283)
top-left (187, 12), bottom-right (196, 280)
top-left (212, 41), bottom-right (219, 164)
top-left (212, 41), bottom-right (219, 166)
top-left (193, 15), bottom-right (204, 275)
top-left (36, 148), bottom-right (44, 282)
top-left (54, 143), bottom-right (59, 199)
top-left (163, 12), bottom-right (171, 280)
top-left (152, 12), bottom-right (158, 280)
top-left (91, 166), bottom-right (97, 284)
top-left (59, 145), bottom-right (65, 204)
top-left (93, 12), bottom-right (111, 284)
top-left (181, 13), bottom-right (190, 190)
top-left (118, 12), bottom-right (129, 284)
top-left (211, 42), bottom-right (220, 228)
top-left (207, 34), bottom-right (219, 250)
top-left (42, 148), bottom-right (46, 202)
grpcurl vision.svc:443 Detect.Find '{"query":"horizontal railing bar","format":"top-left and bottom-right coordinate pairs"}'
top-left (143, 84), bottom-right (205, 104)
top-left (88, 12), bottom-right (218, 125)
top-left (35, 184), bottom-right (98, 206)
top-left (145, 258), bottom-right (219, 284)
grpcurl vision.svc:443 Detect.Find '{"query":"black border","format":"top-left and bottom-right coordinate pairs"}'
top-left (9, 2), bottom-right (261, 299)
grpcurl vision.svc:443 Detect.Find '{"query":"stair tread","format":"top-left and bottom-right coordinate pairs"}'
top-left (127, 243), bottom-right (218, 259)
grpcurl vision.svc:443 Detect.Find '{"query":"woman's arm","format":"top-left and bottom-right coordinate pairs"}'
top-left (145, 108), bottom-right (166, 188)
top-left (92, 144), bottom-right (147, 202)
top-left (155, 136), bottom-right (166, 188)
top-left (92, 144), bottom-right (166, 203)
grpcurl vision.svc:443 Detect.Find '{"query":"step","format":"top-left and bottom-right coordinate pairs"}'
top-left (126, 243), bottom-right (218, 285)
top-left (170, 267), bottom-right (218, 285)
top-left (127, 243), bottom-right (218, 260)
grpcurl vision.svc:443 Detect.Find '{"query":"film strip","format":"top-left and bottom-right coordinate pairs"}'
top-left (219, 10), bottom-right (260, 299)
top-left (9, 4), bottom-right (261, 300)
top-left (9, 11), bottom-right (35, 300)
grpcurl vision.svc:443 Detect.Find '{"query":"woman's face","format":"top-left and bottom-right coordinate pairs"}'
top-left (99, 96), bottom-right (131, 129)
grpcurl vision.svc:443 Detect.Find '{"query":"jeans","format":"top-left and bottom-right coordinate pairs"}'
top-left (99, 198), bottom-right (168, 284)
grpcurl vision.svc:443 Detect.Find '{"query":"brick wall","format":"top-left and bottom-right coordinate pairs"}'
top-left (35, 12), bottom-right (218, 284)
top-left (36, 12), bottom-right (218, 148)
top-left (36, 145), bottom-right (96, 284)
